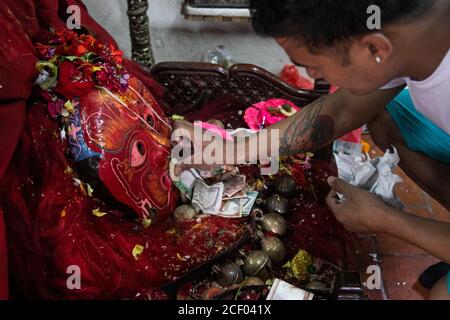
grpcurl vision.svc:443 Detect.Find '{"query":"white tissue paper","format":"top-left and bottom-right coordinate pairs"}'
top-left (334, 146), bottom-right (403, 208)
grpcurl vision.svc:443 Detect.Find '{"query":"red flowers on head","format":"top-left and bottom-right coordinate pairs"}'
top-left (55, 61), bottom-right (95, 99)
top-left (35, 31), bottom-right (129, 105)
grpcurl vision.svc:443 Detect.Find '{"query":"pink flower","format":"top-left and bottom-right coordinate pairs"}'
top-left (244, 99), bottom-right (301, 131)
top-left (47, 99), bottom-right (64, 118)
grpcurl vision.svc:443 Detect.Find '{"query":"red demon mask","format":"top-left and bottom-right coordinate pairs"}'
top-left (69, 77), bottom-right (177, 224)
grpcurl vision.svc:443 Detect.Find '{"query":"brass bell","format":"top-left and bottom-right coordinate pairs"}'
top-left (266, 194), bottom-right (290, 215)
top-left (211, 260), bottom-right (243, 287)
top-left (260, 236), bottom-right (286, 266)
top-left (251, 208), bottom-right (264, 219)
top-left (260, 213), bottom-right (287, 236)
top-left (241, 277), bottom-right (265, 287)
top-left (174, 205), bottom-right (197, 222)
top-left (242, 250), bottom-right (272, 280)
top-left (273, 175), bottom-right (297, 198)
top-left (254, 197), bottom-right (266, 208)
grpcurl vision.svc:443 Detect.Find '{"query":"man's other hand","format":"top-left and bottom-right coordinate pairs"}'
top-left (326, 176), bottom-right (392, 234)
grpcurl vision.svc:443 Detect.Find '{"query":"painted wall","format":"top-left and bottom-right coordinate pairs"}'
top-left (82, 0), bottom-right (294, 74)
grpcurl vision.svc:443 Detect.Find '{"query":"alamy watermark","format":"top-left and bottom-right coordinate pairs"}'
top-left (66, 265), bottom-right (81, 290)
top-left (367, 5), bottom-right (382, 30)
top-left (363, 265), bottom-right (382, 290)
top-left (66, 5), bottom-right (81, 30)
top-left (171, 124), bottom-right (280, 176)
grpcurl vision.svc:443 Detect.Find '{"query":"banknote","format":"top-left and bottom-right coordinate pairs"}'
top-left (222, 189), bottom-right (247, 201)
top-left (191, 179), bottom-right (224, 215)
top-left (218, 191), bottom-right (258, 218)
top-left (218, 198), bottom-right (243, 218)
top-left (222, 174), bottom-right (247, 198)
top-left (266, 279), bottom-right (314, 301)
top-left (173, 169), bottom-right (204, 199)
top-left (241, 191), bottom-right (258, 216)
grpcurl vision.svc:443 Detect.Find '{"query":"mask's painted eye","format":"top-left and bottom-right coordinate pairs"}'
top-left (137, 141), bottom-right (145, 155)
top-left (130, 140), bottom-right (146, 167)
top-left (146, 114), bottom-right (154, 127)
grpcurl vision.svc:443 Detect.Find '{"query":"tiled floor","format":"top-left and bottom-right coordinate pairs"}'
top-left (357, 135), bottom-right (449, 300)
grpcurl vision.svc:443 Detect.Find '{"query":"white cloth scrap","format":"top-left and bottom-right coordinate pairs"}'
top-left (334, 146), bottom-right (403, 208)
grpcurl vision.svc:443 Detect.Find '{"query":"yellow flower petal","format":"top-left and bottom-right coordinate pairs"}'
top-left (171, 114), bottom-right (184, 121)
top-left (141, 218), bottom-right (152, 229)
top-left (176, 253), bottom-right (186, 261)
top-left (290, 250), bottom-right (313, 281)
top-left (92, 66), bottom-right (104, 72)
top-left (64, 166), bottom-right (73, 175)
top-left (166, 228), bottom-right (177, 235)
top-left (361, 140), bottom-right (371, 154)
top-left (132, 244), bottom-right (144, 260)
top-left (86, 184), bottom-right (94, 197)
top-left (92, 208), bottom-right (108, 217)
top-left (79, 183), bottom-right (87, 196)
top-left (64, 100), bottom-right (74, 113)
top-left (253, 179), bottom-right (266, 191)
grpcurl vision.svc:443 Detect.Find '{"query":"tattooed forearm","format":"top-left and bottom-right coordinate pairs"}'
top-left (279, 96), bottom-right (335, 155)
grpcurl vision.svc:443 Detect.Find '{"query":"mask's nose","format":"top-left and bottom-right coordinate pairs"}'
top-left (161, 172), bottom-right (172, 191)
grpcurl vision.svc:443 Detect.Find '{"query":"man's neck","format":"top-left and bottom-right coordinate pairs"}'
top-left (399, 0), bottom-right (450, 80)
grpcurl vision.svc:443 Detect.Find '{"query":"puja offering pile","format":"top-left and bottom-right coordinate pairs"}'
top-left (0, 28), bottom-right (357, 300)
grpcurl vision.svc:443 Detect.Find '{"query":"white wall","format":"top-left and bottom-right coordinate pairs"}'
top-left (82, 0), bottom-right (293, 74)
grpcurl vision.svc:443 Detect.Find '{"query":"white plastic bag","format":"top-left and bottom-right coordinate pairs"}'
top-left (334, 146), bottom-right (403, 208)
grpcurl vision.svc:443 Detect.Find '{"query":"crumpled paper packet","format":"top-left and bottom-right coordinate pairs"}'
top-left (334, 146), bottom-right (403, 208)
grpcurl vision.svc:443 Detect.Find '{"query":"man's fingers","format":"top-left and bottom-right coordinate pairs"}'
top-left (325, 189), bottom-right (344, 213)
top-left (327, 176), bottom-right (352, 194)
top-left (174, 163), bottom-right (185, 177)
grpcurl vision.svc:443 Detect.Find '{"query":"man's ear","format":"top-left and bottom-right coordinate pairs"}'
top-left (359, 33), bottom-right (393, 64)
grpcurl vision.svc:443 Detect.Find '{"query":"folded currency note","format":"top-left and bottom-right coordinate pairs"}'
top-left (218, 191), bottom-right (258, 218)
top-left (173, 169), bottom-right (204, 199)
top-left (222, 174), bottom-right (247, 198)
top-left (191, 179), bottom-right (224, 215)
top-left (266, 279), bottom-right (314, 300)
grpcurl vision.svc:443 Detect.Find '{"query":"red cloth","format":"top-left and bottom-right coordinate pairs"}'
top-left (280, 64), bottom-right (315, 91)
top-left (339, 127), bottom-right (364, 144)
top-left (0, 210), bottom-right (7, 299)
top-left (0, 0), bottom-right (38, 299)
top-left (0, 1), bottom-right (355, 299)
top-left (0, 0), bottom-right (250, 299)
top-left (0, 0), bottom-right (166, 299)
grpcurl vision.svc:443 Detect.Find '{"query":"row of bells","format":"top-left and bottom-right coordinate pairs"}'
top-left (211, 175), bottom-right (299, 288)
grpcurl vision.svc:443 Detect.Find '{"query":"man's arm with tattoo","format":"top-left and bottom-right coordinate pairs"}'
top-left (278, 95), bottom-right (336, 155)
top-left (236, 86), bottom-right (405, 163)
top-left (172, 86), bottom-right (404, 173)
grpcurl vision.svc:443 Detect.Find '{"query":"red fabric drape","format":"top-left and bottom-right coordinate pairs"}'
top-left (0, 0), bottom-right (354, 299)
top-left (0, 0), bottom-right (156, 299)
top-left (0, 0), bottom-right (249, 299)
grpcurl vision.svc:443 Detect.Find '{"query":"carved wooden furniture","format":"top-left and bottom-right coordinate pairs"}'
top-left (127, 0), bottom-right (154, 68)
top-left (151, 62), bottom-right (333, 162)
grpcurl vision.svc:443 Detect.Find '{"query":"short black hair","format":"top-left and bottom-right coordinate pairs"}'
top-left (251, 0), bottom-right (436, 52)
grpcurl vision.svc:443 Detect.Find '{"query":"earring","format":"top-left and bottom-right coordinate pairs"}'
top-left (375, 56), bottom-right (382, 64)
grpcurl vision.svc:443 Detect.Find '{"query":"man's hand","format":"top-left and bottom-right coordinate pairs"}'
top-left (325, 176), bottom-right (393, 234)
top-left (171, 120), bottom-right (226, 175)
